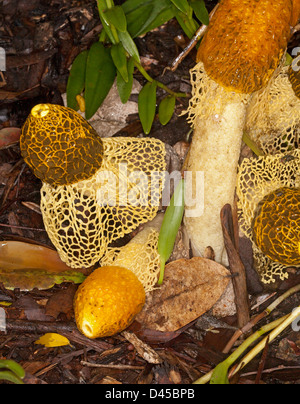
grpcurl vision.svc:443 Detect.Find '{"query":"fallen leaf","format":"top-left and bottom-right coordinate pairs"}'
top-left (45, 284), bottom-right (78, 320)
top-left (0, 241), bottom-right (72, 273)
top-left (0, 268), bottom-right (86, 291)
top-left (35, 333), bottom-right (70, 348)
top-left (0, 241), bottom-right (86, 291)
top-left (0, 128), bottom-right (21, 150)
top-left (136, 257), bottom-right (230, 332)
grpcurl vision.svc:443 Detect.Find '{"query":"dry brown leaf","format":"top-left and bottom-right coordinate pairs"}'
top-left (136, 257), bottom-right (230, 332)
top-left (45, 284), bottom-right (77, 320)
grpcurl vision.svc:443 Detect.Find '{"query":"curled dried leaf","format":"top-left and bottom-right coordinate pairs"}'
top-left (136, 257), bottom-right (230, 332)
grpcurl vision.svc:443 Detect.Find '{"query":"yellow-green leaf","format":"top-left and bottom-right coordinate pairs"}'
top-left (0, 241), bottom-right (85, 291)
top-left (35, 333), bottom-right (71, 348)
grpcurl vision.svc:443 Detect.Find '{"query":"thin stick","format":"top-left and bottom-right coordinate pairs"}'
top-left (168, 4), bottom-right (219, 72)
top-left (81, 361), bottom-right (144, 370)
top-left (221, 204), bottom-right (250, 329)
top-left (255, 335), bottom-right (270, 384)
top-left (0, 223), bottom-right (46, 232)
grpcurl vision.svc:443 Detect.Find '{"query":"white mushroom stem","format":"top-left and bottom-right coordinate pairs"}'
top-left (184, 63), bottom-right (250, 264)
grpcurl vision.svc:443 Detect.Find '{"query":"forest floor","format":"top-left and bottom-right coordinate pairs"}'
top-left (0, 0), bottom-right (299, 385)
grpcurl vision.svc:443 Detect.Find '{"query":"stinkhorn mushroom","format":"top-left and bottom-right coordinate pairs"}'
top-left (237, 149), bottom-right (300, 284)
top-left (245, 62), bottom-right (300, 155)
top-left (20, 104), bottom-right (166, 268)
top-left (101, 214), bottom-right (163, 293)
top-left (252, 187), bottom-right (300, 266)
top-left (184, 0), bottom-right (299, 264)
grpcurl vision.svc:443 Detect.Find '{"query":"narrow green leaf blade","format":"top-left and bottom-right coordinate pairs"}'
top-left (85, 42), bottom-right (116, 120)
top-left (174, 7), bottom-right (199, 38)
top-left (111, 43), bottom-right (129, 83)
top-left (123, 0), bottom-right (175, 38)
top-left (118, 30), bottom-right (140, 63)
top-left (170, 0), bottom-right (190, 14)
top-left (67, 50), bottom-right (89, 111)
top-left (191, 0), bottom-right (209, 25)
top-left (0, 360), bottom-right (25, 379)
top-left (0, 371), bottom-right (24, 385)
top-left (103, 6), bottom-right (127, 32)
top-left (158, 179), bottom-right (185, 284)
top-left (117, 57), bottom-right (135, 104)
top-left (138, 81), bottom-right (157, 135)
top-left (159, 95), bottom-right (176, 126)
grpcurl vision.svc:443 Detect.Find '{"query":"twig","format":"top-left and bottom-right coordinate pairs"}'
top-left (81, 361), bottom-right (144, 370)
top-left (4, 319), bottom-right (112, 352)
top-left (122, 331), bottom-right (163, 364)
top-left (242, 365), bottom-right (300, 378)
top-left (255, 335), bottom-right (270, 384)
top-left (0, 223), bottom-right (46, 232)
top-left (168, 3), bottom-right (220, 72)
top-left (221, 204), bottom-right (250, 329)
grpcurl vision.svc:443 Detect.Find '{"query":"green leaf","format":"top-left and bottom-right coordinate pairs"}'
top-left (103, 6), bottom-right (127, 32)
top-left (122, 0), bottom-right (175, 38)
top-left (67, 50), bottom-right (89, 111)
top-left (191, 0), bottom-right (209, 25)
top-left (0, 268), bottom-right (86, 291)
top-left (170, 0), bottom-right (190, 15)
top-left (117, 57), bottom-right (135, 104)
top-left (97, 0), bottom-right (119, 44)
top-left (159, 95), bottom-right (176, 126)
top-left (210, 362), bottom-right (230, 385)
top-left (138, 81), bottom-right (157, 135)
top-left (85, 42), bottom-right (116, 120)
top-left (0, 360), bottom-right (25, 380)
top-left (111, 43), bottom-right (129, 82)
top-left (0, 371), bottom-right (24, 385)
top-left (158, 179), bottom-right (184, 284)
top-left (118, 30), bottom-right (140, 63)
top-left (173, 6), bottom-right (199, 38)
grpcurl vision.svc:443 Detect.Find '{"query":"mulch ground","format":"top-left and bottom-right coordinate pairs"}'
top-left (0, 0), bottom-right (299, 385)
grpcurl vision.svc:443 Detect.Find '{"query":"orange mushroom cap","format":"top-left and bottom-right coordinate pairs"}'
top-left (291, 0), bottom-right (300, 25)
top-left (197, 0), bottom-right (293, 94)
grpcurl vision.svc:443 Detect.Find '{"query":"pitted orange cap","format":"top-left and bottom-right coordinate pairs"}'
top-left (197, 0), bottom-right (293, 94)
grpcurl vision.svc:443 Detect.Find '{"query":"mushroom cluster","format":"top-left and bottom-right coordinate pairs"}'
top-left (184, 0), bottom-right (298, 265)
top-left (21, 104), bottom-right (166, 269)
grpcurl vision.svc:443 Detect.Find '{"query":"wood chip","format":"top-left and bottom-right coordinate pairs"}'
top-left (122, 331), bottom-right (163, 364)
